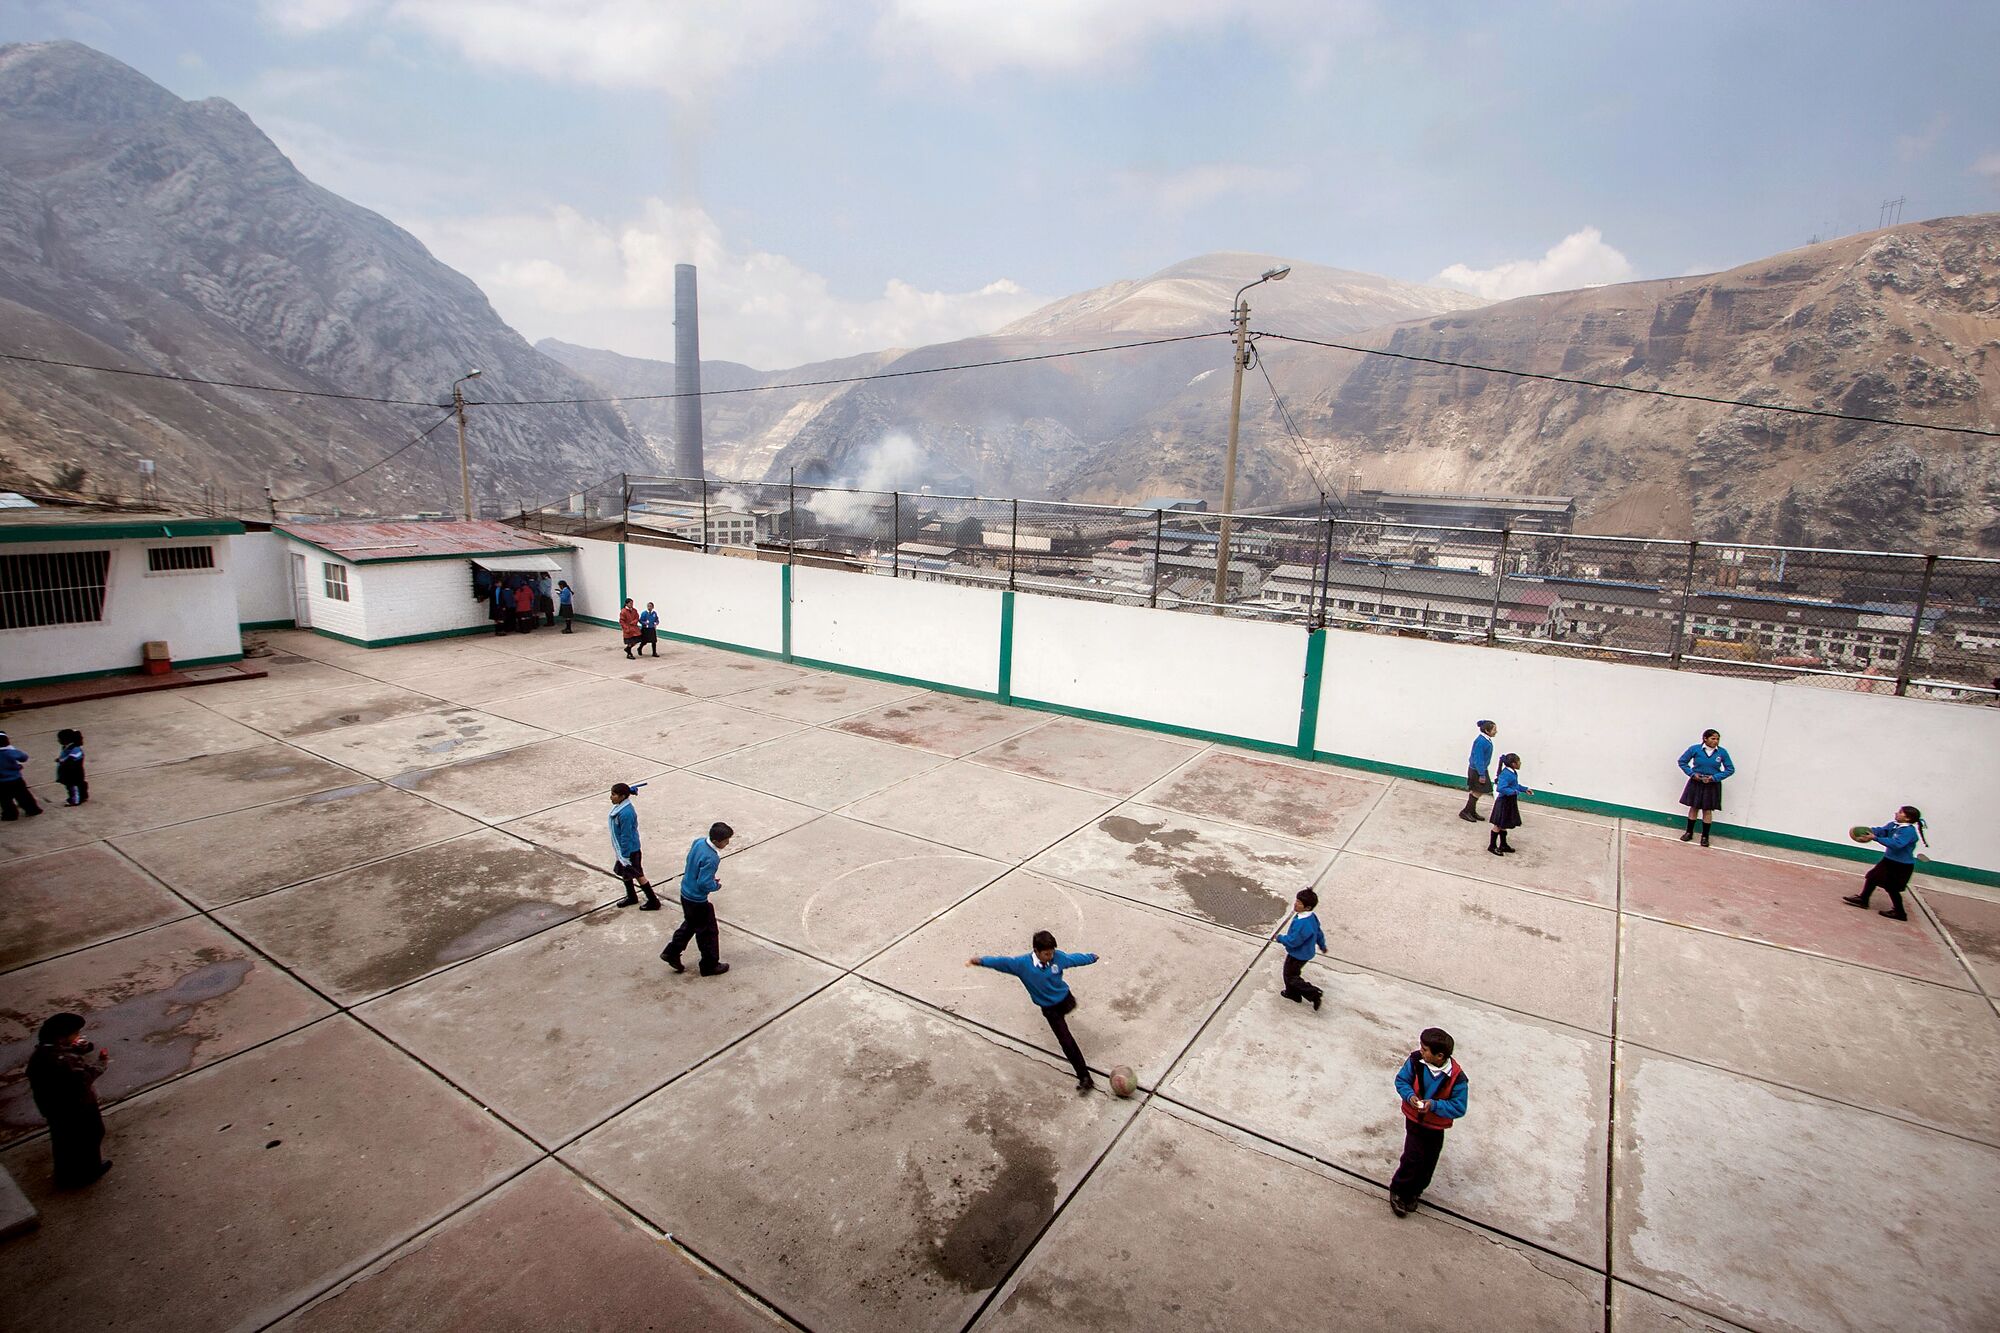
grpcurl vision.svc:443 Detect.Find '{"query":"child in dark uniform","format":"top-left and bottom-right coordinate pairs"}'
top-left (56, 729), bottom-right (88, 806)
top-left (1843, 805), bottom-right (1928, 921)
top-left (1458, 720), bottom-right (1497, 823)
top-left (1487, 753), bottom-right (1530, 856)
top-left (1676, 728), bottom-right (1734, 847)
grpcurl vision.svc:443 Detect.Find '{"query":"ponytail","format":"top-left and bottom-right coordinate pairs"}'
top-left (1900, 805), bottom-right (1929, 846)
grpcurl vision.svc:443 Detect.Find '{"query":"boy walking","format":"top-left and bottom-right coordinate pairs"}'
top-left (0, 733), bottom-right (42, 821)
top-left (1389, 1027), bottom-right (1469, 1217)
top-left (607, 783), bottom-right (659, 910)
top-left (638, 602), bottom-right (661, 656)
top-left (1276, 889), bottom-right (1326, 1010)
top-left (967, 931), bottom-right (1101, 1093)
top-left (662, 822), bottom-right (734, 976)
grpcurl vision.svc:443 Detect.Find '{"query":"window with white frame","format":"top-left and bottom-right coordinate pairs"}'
top-left (1, 549), bottom-right (112, 629)
top-left (323, 562), bottom-right (350, 601)
top-left (147, 544), bottom-right (216, 573)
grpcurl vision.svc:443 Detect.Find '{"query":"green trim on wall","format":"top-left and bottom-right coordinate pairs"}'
top-left (1296, 629), bottom-right (1326, 758)
top-left (1013, 696), bottom-right (1298, 756)
top-left (617, 542), bottom-right (628, 609)
top-left (997, 590), bottom-right (1015, 704)
top-left (0, 517), bottom-right (245, 544)
top-left (3, 652), bottom-right (246, 691)
top-left (1311, 747), bottom-right (2000, 889)
top-left (780, 563), bottom-right (794, 662)
top-left (661, 629), bottom-right (789, 662)
top-left (790, 654), bottom-right (1000, 702)
top-left (239, 618), bottom-right (296, 631)
top-left (304, 624), bottom-right (495, 650)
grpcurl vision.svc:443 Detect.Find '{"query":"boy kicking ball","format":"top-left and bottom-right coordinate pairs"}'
top-left (967, 930), bottom-right (1101, 1093)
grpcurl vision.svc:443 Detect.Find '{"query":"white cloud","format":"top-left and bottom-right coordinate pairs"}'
top-left (1432, 227), bottom-right (1637, 301)
top-left (259, 0), bottom-right (823, 98)
top-left (1113, 163), bottom-right (1303, 215)
top-left (406, 200), bottom-right (1045, 368)
top-left (1895, 113), bottom-right (1948, 163)
top-left (1972, 152), bottom-right (2000, 186)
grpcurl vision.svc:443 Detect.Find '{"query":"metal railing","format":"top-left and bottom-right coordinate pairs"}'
top-left (515, 474), bottom-right (2000, 705)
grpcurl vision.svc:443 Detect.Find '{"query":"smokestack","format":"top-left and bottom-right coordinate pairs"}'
top-left (672, 264), bottom-right (704, 479)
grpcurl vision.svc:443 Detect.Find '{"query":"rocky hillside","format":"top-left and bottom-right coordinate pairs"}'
top-left (0, 41), bottom-right (658, 514)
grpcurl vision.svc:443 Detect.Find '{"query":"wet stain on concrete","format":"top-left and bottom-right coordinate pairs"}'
top-left (0, 951), bottom-right (254, 1131)
top-left (1460, 901), bottom-right (1561, 942)
top-left (909, 1097), bottom-right (1060, 1291)
top-left (298, 783), bottom-right (379, 805)
top-left (1098, 816), bottom-right (1289, 930)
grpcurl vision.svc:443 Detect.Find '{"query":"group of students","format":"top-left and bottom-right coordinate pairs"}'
top-left (617, 599), bottom-right (661, 659)
top-left (489, 574), bottom-right (575, 635)
top-left (1457, 719), bottom-right (1932, 921)
top-left (0, 728), bottom-right (89, 820)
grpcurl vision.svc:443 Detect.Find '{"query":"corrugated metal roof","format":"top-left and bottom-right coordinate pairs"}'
top-left (278, 520), bottom-right (572, 563)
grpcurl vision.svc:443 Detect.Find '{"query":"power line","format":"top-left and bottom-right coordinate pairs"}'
top-left (280, 410), bottom-right (460, 505)
top-left (0, 351), bottom-right (442, 406)
top-left (1253, 331), bottom-right (2000, 439)
top-left (1248, 342), bottom-right (1337, 499)
top-left (465, 331), bottom-right (1234, 406)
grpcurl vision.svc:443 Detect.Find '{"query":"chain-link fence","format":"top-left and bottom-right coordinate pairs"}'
top-left (516, 475), bottom-right (2000, 704)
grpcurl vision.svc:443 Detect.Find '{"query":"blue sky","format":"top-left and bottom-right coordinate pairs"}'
top-left (7, 1), bottom-right (1998, 368)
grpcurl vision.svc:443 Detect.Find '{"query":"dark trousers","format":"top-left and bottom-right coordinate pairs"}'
top-left (666, 897), bottom-right (721, 973)
top-left (560, 605), bottom-right (574, 632)
top-left (1856, 859), bottom-right (1915, 913)
top-left (64, 781), bottom-right (88, 805)
top-left (1390, 1120), bottom-right (1445, 1203)
top-left (1040, 994), bottom-right (1091, 1083)
top-left (50, 1107), bottom-right (106, 1187)
top-left (0, 778), bottom-right (41, 819)
top-left (640, 627), bottom-right (658, 656)
top-left (1281, 955), bottom-right (1322, 1004)
top-left (514, 609), bottom-right (534, 634)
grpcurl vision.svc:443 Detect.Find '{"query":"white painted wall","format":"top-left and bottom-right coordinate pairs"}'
top-left (2, 538), bottom-right (242, 685)
top-left (1011, 593), bottom-right (1307, 747)
top-left (361, 559), bottom-right (511, 641)
top-left (287, 541), bottom-right (366, 641)
top-left (792, 567), bottom-right (1001, 691)
top-left (1314, 629), bottom-right (2000, 873)
top-left (230, 531), bottom-right (294, 625)
top-left (624, 544), bottom-right (783, 653)
top-left (568, 536), bottom-right (622, 622)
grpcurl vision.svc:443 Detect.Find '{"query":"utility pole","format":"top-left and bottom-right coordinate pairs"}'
top-left (1212, 266), bottom-right (1289, 613)
top-left (452, 369), bottom-right (483, 520)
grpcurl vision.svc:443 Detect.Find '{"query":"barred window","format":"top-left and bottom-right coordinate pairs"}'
top-left (1, 549), bottom-right (111, 629)
top-left (323, 562), bottom-right (350, 601)
top-left (148, 545), bottom-right (215, 573)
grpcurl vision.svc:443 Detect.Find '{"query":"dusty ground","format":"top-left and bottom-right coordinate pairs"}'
top-left (2, 623), bottom-right (1996, 1332)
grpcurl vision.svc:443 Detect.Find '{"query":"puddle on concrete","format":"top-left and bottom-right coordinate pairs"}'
top-left (0, 952), bottom-right (254, 1132)
top-left (1097, 816), bottom-right (1289, 930)
top-left (907, 1096), bottom-right (1060, 1291)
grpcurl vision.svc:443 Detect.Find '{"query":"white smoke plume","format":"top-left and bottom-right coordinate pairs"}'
top-left (803, 433), bottom-right (931, 530)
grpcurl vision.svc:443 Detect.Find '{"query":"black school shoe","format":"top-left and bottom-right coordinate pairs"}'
top-left (1389, 1193), bottom-right (1409, 1217)
top-left (1076, 1076), bottom-right (1095, 1095)
top-left (699, 962), bottom-right (730, 977)
top-left (1879, 909), bottom-right (1909, 921)
top-left (661, 949), bottom-right (684, 972)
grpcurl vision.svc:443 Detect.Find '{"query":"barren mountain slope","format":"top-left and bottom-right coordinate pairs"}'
top-left (0, 41), bottom-right (657, 513)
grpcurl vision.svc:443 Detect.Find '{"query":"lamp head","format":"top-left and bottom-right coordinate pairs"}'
top-left (1262, 266), bottom-right (1291, 283)
top-left (466, 368), bottom-right (484, 379)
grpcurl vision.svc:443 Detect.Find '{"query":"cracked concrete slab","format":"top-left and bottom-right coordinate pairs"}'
top-left (1618, 915), bottom-right (2000, 1143)
top-left (195, 678), bottom-right (446, 738)
top-left (727, 674), bottom-right (927, 723)
top-left (1027, 802), bottom-right (1328, 936)
top-left (830, 693), bottom-right (1047, 757)
top-left (474, 676), bottom-right (687, 734)
top-left (1923, 889), bottom-right (2000, 993)
top-left (1346, 781), bottom-right (1619, 907)
top-left (967, 716), bottom-right (1204, 797)
top-left (288, 707), bottom-right (552, 781)
top-left (1163, 958), bottom-right (1610, 1264)
top-left (1134, 749), bottom-right (1386, 846)
top-left (694, 726), bottom-right (949, 810)
top-left (217, 830), bottom-right (611, 1004)
top-left (863, 870), bottom-right (1258, 1086)
top-left (0, 916), bottom-right (333, 1142)
top-left (576, 699), bottom-right (807, 766)
top-left (6, 708), bottom-right (271, 776)
top-left (362, 914), bottom-right (836, 1146)
top-left (389, 736), bottom-right (667, 824)
top-left (1614, 1048), bottom-right (2000, 1333)
top-left (711, 817), bottom-right (1005, 967)
top-left (0, 846), bottom-right (190, 972)
top-left (1314, 856), bottom-right (1617, 1032)
top-left (977, 1103), bottom-right (1603, 1333)
top-left (628, 653), bottom-right (807, 699)
top-left (393, 657), bottom-right (594, 705)
top-left (273, 1161), bottom-right (784, 1332)
top-left (112, 782), bottom-right (479, 908)
top-left (845, 762), bottom-right (1115, 862)
top-left (562, 981), bottom-right (1137, 1333)
top-left (0, 1018), bottom-right (534, 1333)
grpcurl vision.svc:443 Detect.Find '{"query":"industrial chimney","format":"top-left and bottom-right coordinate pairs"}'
top-left (672, 264), bottom-right (705, 479)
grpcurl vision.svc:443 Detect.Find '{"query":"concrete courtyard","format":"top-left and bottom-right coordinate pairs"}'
top-left (2, 622), bottom-right (1997, 1332)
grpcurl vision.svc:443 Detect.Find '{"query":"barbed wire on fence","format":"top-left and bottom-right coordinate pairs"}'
top-left (513, 472), bottom-right (2000, 705)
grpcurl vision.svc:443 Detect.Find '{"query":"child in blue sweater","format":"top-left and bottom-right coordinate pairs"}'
top-left (1843, 805), bottom-right (1928, 922)
top-left (1390, 1027), bottom-right (1469, 1216)
top-left (968, 930), bottom-right (1100, 1093)
top-left (1486, 753), bottom-right (1532, 856)
top-left (55, 729), bottom-right (87, 806)
top-left (1458, 720), bottom-right (1497, 822)
top-left (1276, 888), bottom-right (1327, 1010)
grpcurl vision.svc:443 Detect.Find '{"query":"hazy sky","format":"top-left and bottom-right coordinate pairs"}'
top-left (7, 1), bottom-right (1998, 368)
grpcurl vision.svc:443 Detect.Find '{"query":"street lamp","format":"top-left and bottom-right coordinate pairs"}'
top-left (1213, 266), bottom-right (1289, 612)
top-left (452, 369), bottom-right (483, 520)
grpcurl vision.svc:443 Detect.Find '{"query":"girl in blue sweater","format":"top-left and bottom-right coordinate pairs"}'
top-left (1843, 805), bottom-right (1928, 921)
top-left (1487, 754), bottom-right (1531, 856)
top-left (1676, 728), bottom-right (1734, 848)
